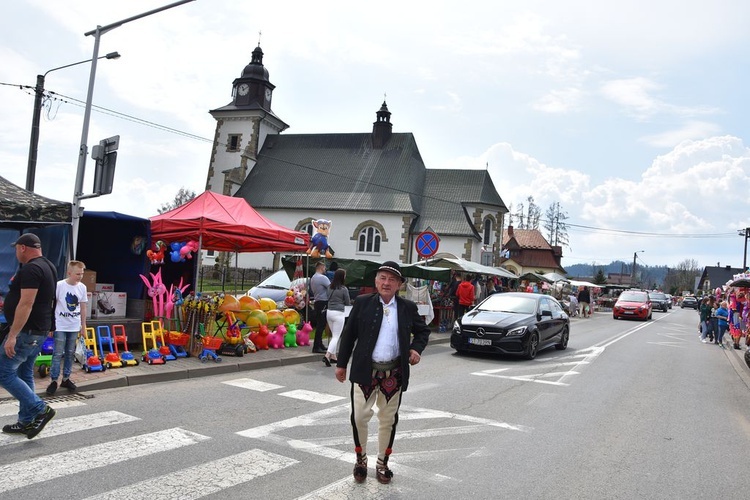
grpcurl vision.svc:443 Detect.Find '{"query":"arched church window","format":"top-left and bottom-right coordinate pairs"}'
top-left (357, 226), bottom-right (381, 254)
top-left (483, 218), bottom-right (492, 245)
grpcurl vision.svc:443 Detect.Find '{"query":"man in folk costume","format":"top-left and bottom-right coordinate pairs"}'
top-left (335, 261), bottom-right (430, 484)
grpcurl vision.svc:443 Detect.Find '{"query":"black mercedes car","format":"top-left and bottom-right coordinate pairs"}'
top-left (450, 292), bottom-right (570, 360)
top-left (648, 291), bottom-right (670, 312)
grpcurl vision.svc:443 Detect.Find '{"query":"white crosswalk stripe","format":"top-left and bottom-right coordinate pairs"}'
top-left (0, 398), bottom-right (87, 417)
top-left (0, 427), bottom-right (210, 494)
top-left (222, 378), bottom-right (283, 392)
top-left (0, 410), bottom-right (139, 446)
top-left (82, 448), bottom-right (298, 500)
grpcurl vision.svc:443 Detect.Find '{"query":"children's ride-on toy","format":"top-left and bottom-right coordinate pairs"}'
top-left (199, 336), bottom-right (223, 363)
top-left (97, 325), bottom-right (124, 369)
top-left (141, 321), bottom-right (168, 365)
top-left (166, 330), bottom-right (190, 358)
top-left (112, 324), bottom-right (139, 366)
top-left (82, 327), bottom-right (106, 373)
top-left (218, 311), bottom-right (246, 357)
top-left (35, 336), bottom-right (55, 377)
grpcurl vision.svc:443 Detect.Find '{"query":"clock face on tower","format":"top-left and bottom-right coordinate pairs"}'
top-left (237, 83), bottom-right (250, 96)
top-left (264, 88), bottom-right (272, 102)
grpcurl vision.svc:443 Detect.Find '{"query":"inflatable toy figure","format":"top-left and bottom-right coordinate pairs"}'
top-left (267, 326), bottom-right (285, 349)
top-left (283, 323), bottom-right (298, 348)
top-left (307, 219), bottom-right (333, 258)
top-left (250, 325), bottom-right (269, 350)
top-left (139, 269), bottom-right (167, 318)
top-left (296, 322), bottom-right (312, 346)
top-left (146, 240), bottom-right (167, 265)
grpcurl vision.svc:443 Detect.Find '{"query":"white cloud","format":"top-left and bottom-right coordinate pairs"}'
top-left (640, 121), bottom-right (722, 148)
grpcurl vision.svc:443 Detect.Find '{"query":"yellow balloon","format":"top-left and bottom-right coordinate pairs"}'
top-left (259, 297), bottom-right (277, 311)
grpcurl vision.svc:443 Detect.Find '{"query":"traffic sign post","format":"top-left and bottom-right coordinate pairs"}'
top-left (415, 230), bottom-right (439, 259)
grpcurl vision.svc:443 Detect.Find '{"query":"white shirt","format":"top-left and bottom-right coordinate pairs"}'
top-left (55, 279), bottom-right (88, 332)
top-left (371, 297), bottom-right (400, 362)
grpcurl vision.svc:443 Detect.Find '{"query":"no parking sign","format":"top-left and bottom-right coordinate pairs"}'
top-left (415, 231), bottom-right (439, 259)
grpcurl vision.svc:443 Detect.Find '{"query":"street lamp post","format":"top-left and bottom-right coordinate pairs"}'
top-left (25, 52), bottom-right (120, 192)
top-left (739, 228), bottom-right (750, 270)
top-left (71, 0), bottom-right (195, 258)
top-left (631, 250), bottom-right (645, 287)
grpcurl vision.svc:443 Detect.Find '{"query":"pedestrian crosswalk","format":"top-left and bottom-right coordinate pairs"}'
top-left (0, 376), bottom-right (528, 499)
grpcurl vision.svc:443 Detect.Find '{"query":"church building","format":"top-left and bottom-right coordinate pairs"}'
top-left (205, 46), bottom-right (510, 270)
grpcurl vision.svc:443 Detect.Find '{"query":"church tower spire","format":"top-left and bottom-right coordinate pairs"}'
top-left (372, 100), bottom-right (392, 148)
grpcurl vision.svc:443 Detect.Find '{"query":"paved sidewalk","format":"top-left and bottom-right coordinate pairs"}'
top-left (0, 332), bottom-right (452, 399)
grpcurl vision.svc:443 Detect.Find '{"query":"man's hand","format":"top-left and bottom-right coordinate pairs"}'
top-left (4, 336), bottom-right (16, 358)
top-left (408, 349), bottom-right (421, 365)
top-left (335, 367), bottom-right (346, 382)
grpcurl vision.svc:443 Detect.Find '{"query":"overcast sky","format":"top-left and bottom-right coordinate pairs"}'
top-left (1, 0), bottom-right (749, 272)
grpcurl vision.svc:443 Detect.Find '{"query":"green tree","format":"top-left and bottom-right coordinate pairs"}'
top-left (593, 269), bottom-right (607, 284)
top-left (158, 187), bottom-right (196, 214)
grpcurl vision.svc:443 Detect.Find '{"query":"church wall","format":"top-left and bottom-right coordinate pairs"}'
top-left (226, 209), bottom-right (409, 270)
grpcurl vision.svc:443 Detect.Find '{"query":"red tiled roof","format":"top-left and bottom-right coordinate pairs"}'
top-left (503, 228), bottom-right (552, 250)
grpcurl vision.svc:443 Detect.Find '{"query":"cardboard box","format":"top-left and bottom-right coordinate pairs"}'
top-left (95, 283), bottom-right (115, 293)
top-left (82, 270), bottom-right (97, 293)
top-left (92, 291), bottom-right (127, 318)
top-left (85, 292), bottom-right (93, 320)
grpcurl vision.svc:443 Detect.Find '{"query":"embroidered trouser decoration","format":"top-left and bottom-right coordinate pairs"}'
top-left (350, 367), bottom-right (403, 465)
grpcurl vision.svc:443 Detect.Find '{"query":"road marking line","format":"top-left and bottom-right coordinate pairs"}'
top-left (0, 398), bottom-right (87, 417)
top-left (473, 372), bottom-right (571, 386)
top-left (222, 378), bottom-right (284, 392)
top-left (0, 410), bottom-right (140, 446)
top-left (0, 427), bottom-right (210, 493)
top-left (82, 448), bottom-right (297, 500)
top-left (278, 389), bottom-right (345, 404)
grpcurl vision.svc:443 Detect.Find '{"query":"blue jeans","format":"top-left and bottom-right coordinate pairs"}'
top-left (51, 331), bottom-right (77, 381)
top-left (700, 320), bottom-right (710, 340)
top-left (0, 332), bottom-right (47, 424)
top-left (717, 323), bottom-right (728, 344)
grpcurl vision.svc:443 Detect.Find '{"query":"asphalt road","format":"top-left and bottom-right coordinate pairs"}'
top-left (0, 307), bottom-right (748, 499)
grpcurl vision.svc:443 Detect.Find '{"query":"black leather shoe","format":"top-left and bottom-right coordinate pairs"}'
top-left (312, 347), bottom-right (327, 353)
top-left (322, 356), bottom-right (331, 367)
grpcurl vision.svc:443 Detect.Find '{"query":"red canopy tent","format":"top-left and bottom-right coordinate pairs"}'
top-left (150, 191), bottom-right (309, 253)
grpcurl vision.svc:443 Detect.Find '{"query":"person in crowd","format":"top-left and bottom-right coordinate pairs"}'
top-left (0, 233), bottom-right (57, 439)
top-left (310, 261), bottom-right (330, 354)
top-left (446, 273), bottom-right (461, 321)
top-left (568, 292), bottom-right (579, 317)
top-left (335, 261), bottom-right (430, 485)
top-left (47, 260), bottom-right (88, 395)
top-left (323, 268), bottom-right (350, 367)
top-left (456, 274), bottom-right (476, 318)
top-left (715, 300), bottom-right (730, 348)
top-left (325, 261), bottom-right (339, 281)
top-left (577, 286), bottom-right (591, 318)
top-left (699, 297), bottom-right (712, 343)
top-left (708, 296), bottom-right (717, 343)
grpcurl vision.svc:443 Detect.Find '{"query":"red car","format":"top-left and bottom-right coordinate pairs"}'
top-left (613, 290), bottom-right (652, 321)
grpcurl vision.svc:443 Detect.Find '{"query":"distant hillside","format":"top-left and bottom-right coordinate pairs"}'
top-left (565, 261), bottom-right (668, 288)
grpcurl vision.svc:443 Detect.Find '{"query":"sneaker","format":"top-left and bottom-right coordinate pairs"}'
top-left (60, 379), bottom-right (77, 392)
top-left (702, 339), bottom-right (708, 343)
top-left (2, 422), bottom-right (28, 435)
top-left (25, 405), bottom-right (56, 439)
top-left (46, 380), bottom-right (58, 395)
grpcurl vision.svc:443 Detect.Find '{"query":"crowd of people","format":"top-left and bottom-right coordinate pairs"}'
top-left (698, 289), bottom-right (750, 350)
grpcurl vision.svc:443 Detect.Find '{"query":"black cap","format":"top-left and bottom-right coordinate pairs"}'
top-left (11, 233), bottom-right (41, 248)
top-left (377, 261), bottom-right (404, 281)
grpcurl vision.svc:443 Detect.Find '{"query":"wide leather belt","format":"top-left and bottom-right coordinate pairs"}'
top-left (371, 358), bottom-right (400, 371)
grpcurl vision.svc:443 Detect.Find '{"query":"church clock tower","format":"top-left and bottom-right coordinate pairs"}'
top-left (205, 45), bottom-right (288, 195)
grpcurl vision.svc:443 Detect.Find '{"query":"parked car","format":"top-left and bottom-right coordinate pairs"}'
top-left (247, 270), bottom-right (306, 309)
top-left (680, 296), bottom-right (699, 310)
top-left (648, 291), bottom-right (670, 312)
top-left (450, 292), bottom-right (569, 360)
top-left (613, 290), bottom-right (652, 321)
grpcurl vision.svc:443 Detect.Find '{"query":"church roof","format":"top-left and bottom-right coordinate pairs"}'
top-left (416, 169), bottom-right (507, 235)
top-left (235, 133), bottom-right (426, 213)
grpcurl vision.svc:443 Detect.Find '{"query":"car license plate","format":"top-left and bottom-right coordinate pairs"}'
top-left (469, 338), bottom-right (492, 346)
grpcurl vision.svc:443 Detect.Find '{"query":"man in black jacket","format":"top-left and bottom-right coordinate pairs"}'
top-left (335, 261), bottom-right (430, 485)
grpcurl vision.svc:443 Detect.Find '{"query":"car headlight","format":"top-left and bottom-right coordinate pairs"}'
top-left (453, 320), bottom-right (461, 332)
top-left (506, 326), bottom-right (527, 337)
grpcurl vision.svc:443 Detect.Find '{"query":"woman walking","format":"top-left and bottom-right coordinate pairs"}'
top-left (323, 268), bottom-right (350, 367)
top-left (715, 300), bottom-right (730, 348)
